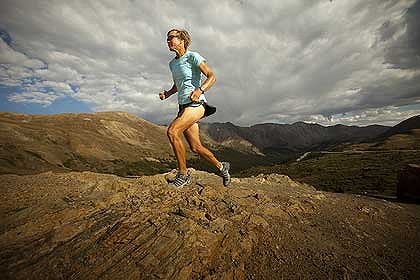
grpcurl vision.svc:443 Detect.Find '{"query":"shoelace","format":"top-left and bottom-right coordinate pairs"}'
top-left (172, 173), bottom-right (189, 187)
top-left (221, 168), bottom-right (229, 176)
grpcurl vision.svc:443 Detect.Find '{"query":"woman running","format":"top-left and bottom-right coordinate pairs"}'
top-left (159, 28), bottom-right (231, 188)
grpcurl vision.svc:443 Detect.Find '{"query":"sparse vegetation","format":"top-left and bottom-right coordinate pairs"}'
top-left (186, 147), bottom-right (291, 175)
top-left (239, 151), bottom-right (420, 196)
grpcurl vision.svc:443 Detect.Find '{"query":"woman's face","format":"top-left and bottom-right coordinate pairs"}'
top-left (167, 31), bottom-right (183, 52)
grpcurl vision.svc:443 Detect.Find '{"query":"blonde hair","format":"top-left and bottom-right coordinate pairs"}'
top-left (167, 28), bottom-right (191, 49)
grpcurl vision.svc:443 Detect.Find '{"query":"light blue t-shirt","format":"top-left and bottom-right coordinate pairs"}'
top-left (169, 50), bottom-right (208, 105)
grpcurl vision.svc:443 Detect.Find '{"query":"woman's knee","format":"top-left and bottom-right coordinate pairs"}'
top-left (167, 126), bottom-right (180, 141)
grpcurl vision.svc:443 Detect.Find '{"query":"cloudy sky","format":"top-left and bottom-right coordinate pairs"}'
top-left (0, 0), bottom-right (419, 127)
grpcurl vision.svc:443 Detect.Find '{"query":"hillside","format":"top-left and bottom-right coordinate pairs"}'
top-left (0, 111), bottom-right (174, 175)
top-left (242, 150), bottom-right (420, 196)
top-left (342, 129), bottom-right (420, 151)
top-left (333, 115), bottom-right (420, 151)
top-left (1, 170), bottom-right (419, 279)
top-left (379, 114), bottom-right (420, 138)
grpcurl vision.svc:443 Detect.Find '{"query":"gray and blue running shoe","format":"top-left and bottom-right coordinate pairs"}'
top-left (220, 162), bottom-right (231, 186)
top-left (169, 171), bottom-right (192, 188)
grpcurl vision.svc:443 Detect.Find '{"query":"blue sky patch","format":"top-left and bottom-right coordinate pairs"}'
top-left (0, 85), bottom-right (91, 114)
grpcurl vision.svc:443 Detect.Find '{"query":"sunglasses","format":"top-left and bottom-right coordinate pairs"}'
top-left (167, 35), bottom-right (179, 41)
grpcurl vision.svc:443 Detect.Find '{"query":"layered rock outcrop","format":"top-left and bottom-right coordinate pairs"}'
top-left (1, 170), bottom-right (419, 279)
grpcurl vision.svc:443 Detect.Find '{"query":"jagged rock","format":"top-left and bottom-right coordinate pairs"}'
top-left (397, 164), bottom-right (420, 201)
top-left (1, 170), bottom-right (420, 279)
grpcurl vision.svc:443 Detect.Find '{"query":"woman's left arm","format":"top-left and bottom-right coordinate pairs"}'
top-left (190, 62), bottom-right (216, 102)
top-left (199, 62), bottom-right (216, 92)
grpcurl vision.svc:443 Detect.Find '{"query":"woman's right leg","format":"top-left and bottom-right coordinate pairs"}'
top-left (167, 106), bottom-right (205, 175)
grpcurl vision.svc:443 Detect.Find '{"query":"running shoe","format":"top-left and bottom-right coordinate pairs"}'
top-left (220, 162), bottom-right (231, 186)
top-left (169, 170), bottom-right (192, 188)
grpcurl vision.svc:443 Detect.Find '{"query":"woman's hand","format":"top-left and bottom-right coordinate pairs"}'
top-left (190, 89), bottom-right (201, 102)
top-left (159, 90), bottom-right (167, 100)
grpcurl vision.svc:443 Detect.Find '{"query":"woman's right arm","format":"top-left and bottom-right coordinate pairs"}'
top-left (160, 83), bottom-right (177, 100)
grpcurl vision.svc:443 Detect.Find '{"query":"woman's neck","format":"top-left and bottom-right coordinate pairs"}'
top-left (175, 47), bottom-right (186, 58)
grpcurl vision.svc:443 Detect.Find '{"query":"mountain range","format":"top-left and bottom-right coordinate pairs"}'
top-left (201, 121), bottom-right (389, 154)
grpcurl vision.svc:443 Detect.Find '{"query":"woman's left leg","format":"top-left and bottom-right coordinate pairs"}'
top-left (183, 123), bottom-right (222, 169)
top-left (184, 121), bottom-right (231, 186)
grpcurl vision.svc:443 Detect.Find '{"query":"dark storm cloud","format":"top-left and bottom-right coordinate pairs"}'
top-left (383, 0), bottom-right (420, 69)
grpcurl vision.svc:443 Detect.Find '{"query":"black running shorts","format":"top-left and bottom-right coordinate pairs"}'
top-left (178, 101), bottom-right (216, 118)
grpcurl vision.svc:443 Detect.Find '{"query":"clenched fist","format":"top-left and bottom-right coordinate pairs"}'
top-left (159, 90), bottom-right (166, 100)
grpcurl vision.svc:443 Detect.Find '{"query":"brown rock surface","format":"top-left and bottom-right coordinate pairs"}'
top-left (1, 170), bottom-right (419, 279)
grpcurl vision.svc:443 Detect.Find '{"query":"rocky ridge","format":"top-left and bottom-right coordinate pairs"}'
top-left (1, 170), bottom-right (419, 279)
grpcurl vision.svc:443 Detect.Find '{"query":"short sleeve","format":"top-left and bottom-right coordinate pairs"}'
top-left (190, 52), bottom-right (206, 67)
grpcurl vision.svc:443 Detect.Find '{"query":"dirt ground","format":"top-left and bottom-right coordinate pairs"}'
top-left (1, 170), bottom-right (419, 279)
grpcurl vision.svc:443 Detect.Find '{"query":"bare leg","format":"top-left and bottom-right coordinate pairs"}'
top-left (184, 123), bottom-right (222, 170)
top-left (167, 106), bottom-right (206, 174)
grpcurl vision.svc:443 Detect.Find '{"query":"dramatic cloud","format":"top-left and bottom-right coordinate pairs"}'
top-left (0, 0), bottom-right (419, 126)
